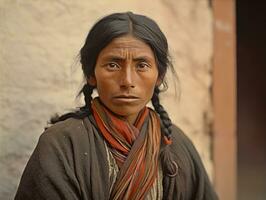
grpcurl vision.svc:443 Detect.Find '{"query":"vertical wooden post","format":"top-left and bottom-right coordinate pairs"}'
top-left (212, 0), bottom-right (237, 200)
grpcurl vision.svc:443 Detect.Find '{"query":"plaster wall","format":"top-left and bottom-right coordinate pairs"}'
top-left (0, 0), bottom-right (213, 199)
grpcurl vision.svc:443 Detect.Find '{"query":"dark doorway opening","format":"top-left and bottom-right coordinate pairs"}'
top-left (237, 1), bottom-right (266, 200)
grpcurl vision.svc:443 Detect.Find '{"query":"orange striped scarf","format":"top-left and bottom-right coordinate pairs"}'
top-left (91, 98), bottom-right (161, 200)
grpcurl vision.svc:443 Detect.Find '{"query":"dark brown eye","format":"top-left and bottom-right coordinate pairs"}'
top-left (106, 62), bottom-right (120, 71)
top-left (137, 62), bottom-right (150, 71)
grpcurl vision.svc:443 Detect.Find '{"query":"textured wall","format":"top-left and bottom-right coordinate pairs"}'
top-left (0, 0), bottom-right (213, 199)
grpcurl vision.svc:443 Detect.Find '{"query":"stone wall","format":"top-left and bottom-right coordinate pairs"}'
top-left (0, 0), bottom-right (213, 199)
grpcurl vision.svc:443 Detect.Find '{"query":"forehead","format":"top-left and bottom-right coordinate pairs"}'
top-left (99, 35), bottom-right (155, 57)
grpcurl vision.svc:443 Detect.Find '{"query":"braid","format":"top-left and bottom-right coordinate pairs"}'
top-left (80, 83), bottom-right (94, 112)
top-left (151, 87), bottom-right (172, 140)
top-left (152, 87), bottom-right (178, 178)
top-left (49, 83), bottom-right (94, 124)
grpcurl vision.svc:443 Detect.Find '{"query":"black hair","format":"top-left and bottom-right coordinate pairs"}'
top-left (50, 11), bottom-right (178, 177)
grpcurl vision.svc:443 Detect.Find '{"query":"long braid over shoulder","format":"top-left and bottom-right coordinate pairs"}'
top-left (151, 87), bottom-right (172, 140)
top-left (152, 87), bottom-right (178, 178)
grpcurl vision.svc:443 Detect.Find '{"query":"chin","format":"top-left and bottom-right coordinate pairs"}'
top-left (112, 106), bottom-right (143, 117)
top-left (114, 110), bottom-right (139, 117)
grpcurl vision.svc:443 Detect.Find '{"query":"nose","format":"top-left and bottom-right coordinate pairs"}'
top-left (120, 67), bottom-right (135, 88)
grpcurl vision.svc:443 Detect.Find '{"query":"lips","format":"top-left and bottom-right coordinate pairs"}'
top-left (113, 95), bottom-right (140, 103)
top-left (114, 95), bottom-right (139, 99)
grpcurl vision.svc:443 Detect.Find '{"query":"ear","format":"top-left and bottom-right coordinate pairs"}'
top-left (156, 77), bottom-right (163, 86)
top-left (87, 76), bottom-right (97, 87)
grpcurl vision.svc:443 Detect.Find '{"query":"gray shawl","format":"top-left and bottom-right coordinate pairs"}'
top-left (15, 116), bottom-right (218, 200)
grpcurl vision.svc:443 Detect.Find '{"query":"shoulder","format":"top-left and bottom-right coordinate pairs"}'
top-left (169, 124), bottom-right (209, 176)
top-left (169, 125), bottom-right (219, 199)
top-left (39, 117), bottom-right (94, 146)
top-left (45, 117), bottom-right (86, 134)
top-left (170, 124), bottom-right (194, 148)
top-left (168, 124), bottom-right (202, 165)
top-left (33, 117), bottom-right (100, 164)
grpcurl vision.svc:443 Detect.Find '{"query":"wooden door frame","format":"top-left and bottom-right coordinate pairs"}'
top-left (212, 0), bottom-right (237, 200)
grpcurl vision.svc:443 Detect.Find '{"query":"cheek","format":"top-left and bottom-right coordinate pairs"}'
top-left (95, 78), bottom-right (118, 99)
top-left (94, 70), bottom-right (112, 93)
top-left (146, 73), bottom-right (159, 88)
top-left (96, 81), bottom-right (111, 95)
top-left (142, 77), bottom-right (158, 98)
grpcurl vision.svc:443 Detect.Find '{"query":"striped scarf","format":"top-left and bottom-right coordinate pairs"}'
top-left (91, 98), bottom-right (161, 200)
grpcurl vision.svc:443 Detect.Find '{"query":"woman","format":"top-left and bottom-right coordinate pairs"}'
top-left (15, 12), bottom-right (218, 200)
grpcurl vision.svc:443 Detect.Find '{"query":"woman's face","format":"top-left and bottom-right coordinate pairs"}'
top-left (89, 35), bottom-right (160, 124)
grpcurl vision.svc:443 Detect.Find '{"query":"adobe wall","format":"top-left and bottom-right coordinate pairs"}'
top-left (0, 0), bottom-right (213, 198)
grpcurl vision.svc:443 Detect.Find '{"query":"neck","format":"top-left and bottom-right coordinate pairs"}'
top-left (124, 113), bottom-right (139, 125)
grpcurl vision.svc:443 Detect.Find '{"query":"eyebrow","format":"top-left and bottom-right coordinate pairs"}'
top-left (102, 55), bottom-right (153, 62)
